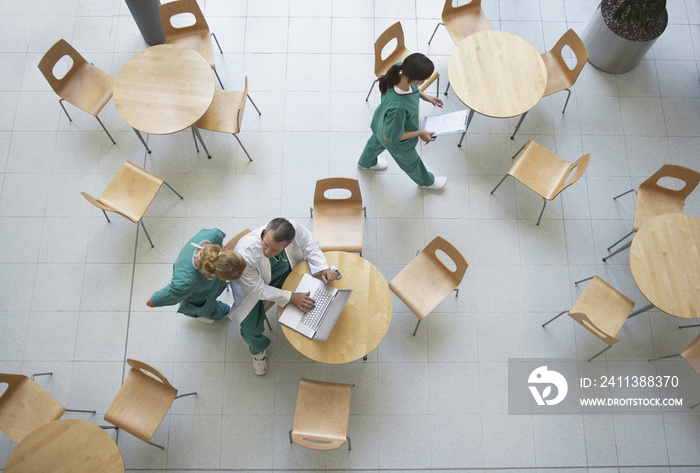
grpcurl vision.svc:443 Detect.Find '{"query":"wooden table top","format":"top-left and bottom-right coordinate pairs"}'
top-left (279, 251), bottom-right (393, 364)
top-left (113, 44), bottom-right (215, 135)
top-left (4, 419), bottom-right (125, 473)
top-left (448, 30), bottom-right (547, 118)
top-left (630, 213), bottom-right (700, 319)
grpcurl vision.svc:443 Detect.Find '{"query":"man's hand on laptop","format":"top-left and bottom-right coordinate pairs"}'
top-left (290, 291), bottom-right (316, 313)
top-left (320, 268), bottom-right (337, 283)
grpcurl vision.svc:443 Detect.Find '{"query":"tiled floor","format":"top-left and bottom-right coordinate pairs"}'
top-left (1, 0), bottom-right (700, 471)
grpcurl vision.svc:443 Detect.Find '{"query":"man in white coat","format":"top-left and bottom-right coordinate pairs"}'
top-left (229, 218), bottom-right (336, 375)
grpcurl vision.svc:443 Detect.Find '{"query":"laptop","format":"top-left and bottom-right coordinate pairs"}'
top-left (279, 273), bottom-right (352, 341)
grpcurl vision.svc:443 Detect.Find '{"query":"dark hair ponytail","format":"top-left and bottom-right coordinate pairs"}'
top-left (378, 52), bottom-right (435, 95)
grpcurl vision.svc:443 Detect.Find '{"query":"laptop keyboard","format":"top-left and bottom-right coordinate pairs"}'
top-left (299, 287), bottom-right (333, 329)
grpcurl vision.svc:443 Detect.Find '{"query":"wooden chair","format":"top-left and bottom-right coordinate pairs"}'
top-left (491, 140), bottom-right (591, 225)
top-left (80, 161), bottom-right (183, 248)
top-left (159, 0), bottom-right (225, 89)
top-left (541, 29), bottom-right (589, 113)
top-left (389, 236), bottom-right (468, 336)
top-left (38, 39), bottom-right (116, 145)
top-left (427, 0), bottom-right (492, 46)
top-left (103, 359), bottom-right (196, 450)
top-left (650, 334), bottom-right (700, 409)
top-left (543, 276), bottom-right (635, 361)
top-left (224, 228), bottom-right (273, 327)
top-left (289, 378), bottom-right (352, 451)
top-left (0, 372), bottom-right (95, 444)
top-left (310, 178), bottom-right (366, 255)
top-left (604, 164), bottom-right (700, 262)
top-left (194, 77), bottom-right (259, 161)
top-left (366, 21), bottom-right (440, 101)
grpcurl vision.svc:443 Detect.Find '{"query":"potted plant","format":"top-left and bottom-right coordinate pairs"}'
top-left (581, 0), bottom-right (668, 73)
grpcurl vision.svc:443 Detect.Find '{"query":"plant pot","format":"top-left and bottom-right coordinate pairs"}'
top-left (582, 2), bottom-right (665, 74)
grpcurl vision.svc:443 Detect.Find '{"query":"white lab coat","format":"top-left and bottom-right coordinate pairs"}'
top-left (228, 220), bottom-right (329, 323)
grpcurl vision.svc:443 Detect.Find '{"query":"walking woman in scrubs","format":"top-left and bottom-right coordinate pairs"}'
top-left (358, 52), bottom-right (447, 190)
top-left (147, 228), bottom-right (246, 323)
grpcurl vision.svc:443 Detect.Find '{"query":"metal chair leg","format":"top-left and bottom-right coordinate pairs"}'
top-left (65, 408), bottom-right (97, 414)
top-left (58, 98), bottom-right (73, 121)
top-left (233, 134), bottom-right (252, 161)
top-left (191, 125), bottom-right (212, 159)
top-left (191, 126), bottom-right (199, 153)
top-left (457, 109), bottom-right (474, 147)
top-left (214, 67), bottom-right (225, 89)
top-left (310, 207), bottom-right (313, 218)
top-left (247, 94), bottom-right (262, 115)
top-left (140, 220), bottom-right (154, 248)
top-left (101, 209), bottom-right (111, 223)
top-left (444, 80), bottom-right (451, 96)
top-left (435, 76), bottom-right (439, 97)
top-left (211, 32), bottom-right (223, 54)
top-left (607, 230), bottom-right (634, 251)
top-left (175, 392), bottom-right (197, 399)
top-left (691, 400), bottom-right (700, 409)
top-left (490, 174), bottom-right (509, 195)
top-left (347, 435), bottom-right (351, 451)
top-left (288, 429), bottom-right (293, 443)
top-left (602, 240), bottom-right (632, 262)
top-left (536, 198), bottom-right (547, 225)
top-left (613, 188), bottom-right (636, 200)
top-left (31, 372), bottom-right (53, 380)
top-left (163, 181), bottom-right (184, 199)
top-left (147, 441), bottom-right (165, 450)
top-left (680, 323), bottom-right (700, 329)
top-left (510, 111), bottom-right (528, 140)
top-left (512, 142), bottom-right (527, 159)
top-left (542, 310), bottom-right (567, 327)
top-left (588, 344), bottom-right (612, 362)
top-left (561, 88), bottom-right (572, 113)
top-left (95, 116), bottom-right (116, 145)
top-left (648, 353), bottom-right (680, 362)
top-left (574, 276), bottom-right (594, 285)
top-left (412, 318), bottom-right (421, 336)
top-left (427, 22), bottom-right (443, 44)
top-left (365, 79), bottom-right (378, 101)
top-left (627, 303), bottom-right (654, 319)
top-left (265, 314), bottom-right (272, 331)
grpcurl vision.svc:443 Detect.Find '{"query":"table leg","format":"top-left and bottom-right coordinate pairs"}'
top-left (510, 111), bottom-right (529, 140)
top-left (191, 125), bottom-right (212, 159)
top-left (133, 128), bottom-right (151, 154)
top-left (457, 109), bottom-right (475, 148)
top-left (627, 303), bottom-right (654, 319)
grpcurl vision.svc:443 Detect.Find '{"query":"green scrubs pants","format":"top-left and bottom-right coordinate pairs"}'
top-left (358, 134), bottom-right (435, 187)
top-left (192, 301), bottom-right (230, 320)
top-left (240, 251), bottom-right (292, 355)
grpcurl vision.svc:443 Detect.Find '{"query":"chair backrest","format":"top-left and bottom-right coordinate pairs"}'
top-left (160, 0), bottom-right (210, 40)
top-left (37, 39), bottom-right (89, 98)
top-left (639, 164), bottom-right (700, 204)
top-left (126, 358), bottom-right (175, 390)
top-left (542, 29), bottom-right (589, 94)
top-left (313, 177), bottom-right (363, 211)
top-left (441, 0), bottom-right (493, 42)
top-left (224, 228), bottom-right (252, 251)
top-left (0, 373), bottom-right (66, 444)
top-left (681, 334), bottom-right (700, 376)
top-left (373, 21), bottom-right (409, 78)
top-left (554, 153), bottom-right (591, 198)
top-left (568, 276), bottom-right (634, 346)
top-left (422, 236), bottom-right (469, 287)
top-left (291, 378), bottom-right (351, 450)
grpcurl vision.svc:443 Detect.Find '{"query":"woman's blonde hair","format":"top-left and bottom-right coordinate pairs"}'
top-left (197, 245), bottom-right (246, 281)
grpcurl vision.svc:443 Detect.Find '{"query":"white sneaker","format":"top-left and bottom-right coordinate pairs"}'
top-left (252, 350), bottom-right (267, 376)
top-left (196, 317), bottom-right (215, 324)
top-left (358, 157), bottom-right (388, 171)
top-left (421, 176), bottom-right (447, 190)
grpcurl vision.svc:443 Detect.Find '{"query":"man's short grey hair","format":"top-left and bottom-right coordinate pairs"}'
top-left (266, 218), bottom-right (296, 243)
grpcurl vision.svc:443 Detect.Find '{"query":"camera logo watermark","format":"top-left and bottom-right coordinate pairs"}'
top-left (528, 366), bottom-right (568, 406)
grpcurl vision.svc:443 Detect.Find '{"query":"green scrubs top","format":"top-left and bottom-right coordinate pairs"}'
top-left (370, 85), bottom-right (421, 153)
top-left (150, 228), bottom-right (229, 319)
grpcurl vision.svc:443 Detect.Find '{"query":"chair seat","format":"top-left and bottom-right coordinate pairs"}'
top-left (291, 379), bottom-right (351, 450)
top-left (568, 276), bottom-right (634, 346)
top-left (196, 89), bottom-right (245, 134)
top-left (104, 370), bottom-right (177, 443)
top-left (62, 63), bottom-right (115, 116)
top-left (0, 375), bottom-right (66, 444)
top-left (97, 161), bottom-right (165, 223)
top-left (508, 141), bottom-right (573, 200)
top-left (541, 52), bottom-right (574, 97)
top-left (313, 205), bottom-right (363, 253)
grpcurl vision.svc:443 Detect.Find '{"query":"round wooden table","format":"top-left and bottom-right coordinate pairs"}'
top-left (279, 251), bottom-right (393, 364)
top-left (448, 30), bottom-right (547, 144)
top-left (113, 44), bottom-right (215, 135)
top-left (4, 419), bottom-right (125, 473)
top-left (630, 213), bottom-right (700, 319)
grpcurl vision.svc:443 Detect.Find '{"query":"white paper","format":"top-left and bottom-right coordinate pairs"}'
top-left (422, 110), bottom-right (469, 136)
